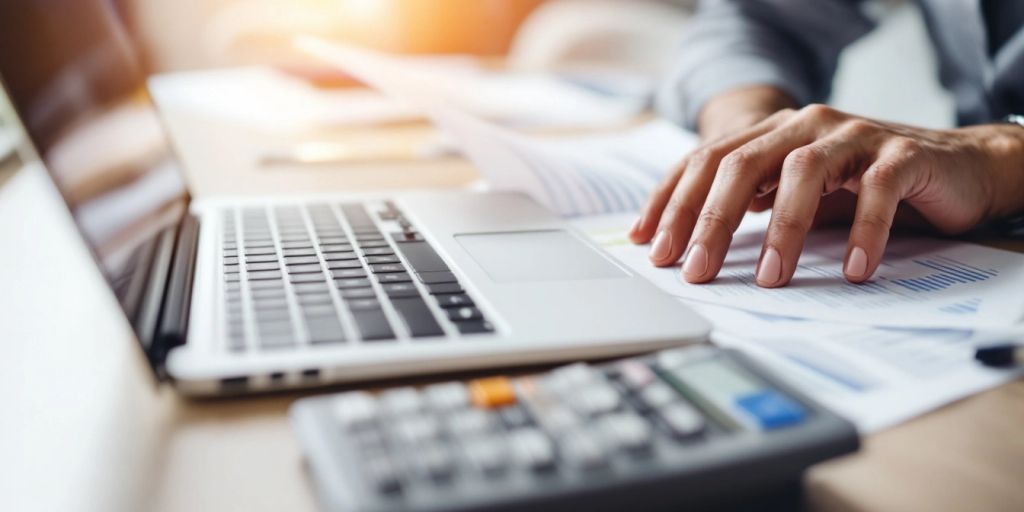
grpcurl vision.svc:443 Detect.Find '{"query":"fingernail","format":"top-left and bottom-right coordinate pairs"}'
top-left (682, 244), bottom-right (708, 278)
top-left (649, 230), bottom-right (673, 261)
top-left (846, 246), bottom-right (868, 278)
top-left (757, 247), bottom-right (782, 286)
top-left (630, 216), bottom-right (642, 234)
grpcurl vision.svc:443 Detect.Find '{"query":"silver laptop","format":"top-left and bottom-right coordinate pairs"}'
top-left (0, 1), bottom-right (708, 395)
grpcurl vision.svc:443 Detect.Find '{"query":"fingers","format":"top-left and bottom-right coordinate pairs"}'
top-left (757, 131), bottom-right (874, 287)
top-left (631, 109), bottom-right (794, 264)
top-left (844, 139), bottom-right (924, 283)
top-left (681, 114), bottom-right (818, 283)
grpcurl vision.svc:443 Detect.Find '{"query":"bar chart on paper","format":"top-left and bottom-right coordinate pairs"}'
top-left (573, 213), bottom-right (1024, 329)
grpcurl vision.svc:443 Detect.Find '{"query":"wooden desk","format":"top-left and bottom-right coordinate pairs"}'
top-left (3, 110), bottom-right (1023, 512)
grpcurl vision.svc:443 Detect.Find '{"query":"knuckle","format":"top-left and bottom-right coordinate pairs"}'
top-left (719, 151), bottom-right (756, 177)
top-left (664, 196), bottom-right (701, 227)
top-left (696, 206), bottom-right (736, 233)
top-left (855, 211), bottom-right (893, 233)
top-left (689, 146), bottom-right (723, 169)
top-left (782, 147), bottom-right (823, 176)
top-left (887, 136), bottom-right (920, 156)
top-left (863, 161), bottom-right (902, 189)
top-left (770, 210), bottom-right (812, 234)
top-left (842, 118), bottom-right (876, 136)
top-left (801, 103), bottom-right (836, 121)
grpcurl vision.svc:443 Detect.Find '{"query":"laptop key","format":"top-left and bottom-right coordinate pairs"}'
top-left (246, 262), bottom-right (280, 272)
top-left (321, 244), bottom-right (355, 253)
top-left (447, 307), bottom-right (483, 322)
top-left (249, 279), bottom-right (285, 290)
top-left (456, 320), bottom-right (496, 335)
top-left (286, 263), bottom-right (323, 274)
top-left (370, 263), bottom-right (406, 274)
top-left (347, 298), bottom-right (381, 311)
top-left (391, 297), bottom-right (444, 338)
top-left (350, 309), bottom-right (395, 341)
top-left (291, 273), bottom-right (328, 284)
top-left (259, 333), bottom-right (297, 349)
top-left (223, 256), bottom-right (239, 265)
top-left (394, 241), bottom-right (449, 272)
top-left (248, 270), bottom-right (283, 280)
top-left (285, 256), bottom-right (320, 265)
top-left (436, 294), bottom-right (474, 308)
top-left (416, 271), bottom-right (458, 284)
top-left (340, 287), bottom-right (377, 299)
top-left (245, 247), bottom-right (277, 256)
top-left (293, 283), bottom-right (330, 295)
top-left (365, 255), bottom-right (400, 264)
top-left (328, 261), bottom-right (363, 271)
top-left (382, 283), bottom-right (421, 298)
top-left (324, 251), bottom-right (359, 262)
top-left (336, 278), bottom-right (372, 289)
top-left (377, 272), bottom-right (412, 284)
top-left (426, 283), bottom-right (464, 295)
top-left (223, 264), bottom-right (239, 274)
top-left (358, 240), bottom-right (391, 249)
top-left (224, 273), bottom-right (240, 282)
top-left (362, 248), bottom-right (395, 257)
top-left (297, 293), bottom-right (334, 305)
top-left (283, 248), bottom-right (317, 257)
top-left (317, 236), bottom-right (349, 245)
top-left (245, 254), bottom-right (279, 263)
top-left (332, 268), bottom-right (367, 279)
top-left (306, 316), bottom-right (346, 344)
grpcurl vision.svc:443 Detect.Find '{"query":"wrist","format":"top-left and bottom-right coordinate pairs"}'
top-left (697, 85), bottom-right (797, 141)
top-left (976, 123), bottom-right (1024, 221)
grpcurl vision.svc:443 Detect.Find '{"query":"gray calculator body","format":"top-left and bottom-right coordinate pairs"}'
top-left (290, 347), bottom-right (859, 512)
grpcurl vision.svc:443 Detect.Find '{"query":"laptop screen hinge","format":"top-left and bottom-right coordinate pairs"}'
top-left (152, 213), bottom-right (200, 378)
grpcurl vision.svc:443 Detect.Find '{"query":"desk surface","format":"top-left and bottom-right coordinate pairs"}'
top-left (3, 112), bottom-right (1023, 512)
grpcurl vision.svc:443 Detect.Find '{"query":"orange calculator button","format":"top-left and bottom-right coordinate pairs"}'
top-left (469, 376), bottom-right (517, 408)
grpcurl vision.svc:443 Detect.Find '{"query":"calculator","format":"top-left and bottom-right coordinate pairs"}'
top-left (290, 346), bottom-right (859, 512)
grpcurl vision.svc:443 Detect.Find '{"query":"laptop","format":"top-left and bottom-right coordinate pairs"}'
top-left (0, 1), bottom-right (708, 395)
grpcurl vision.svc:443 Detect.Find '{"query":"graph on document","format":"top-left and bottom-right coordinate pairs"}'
top-left (889, 256), bottom-right (998, 293)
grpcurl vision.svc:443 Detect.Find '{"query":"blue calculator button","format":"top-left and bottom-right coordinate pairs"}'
top-left (735, 391), bottom-right (806, 430)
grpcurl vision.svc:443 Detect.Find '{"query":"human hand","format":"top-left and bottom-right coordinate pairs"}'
top-left (631, 102), bottom-right (1024, 287)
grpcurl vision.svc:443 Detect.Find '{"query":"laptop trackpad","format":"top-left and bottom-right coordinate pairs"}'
top-left (455, 230), bottom-right (628, 283)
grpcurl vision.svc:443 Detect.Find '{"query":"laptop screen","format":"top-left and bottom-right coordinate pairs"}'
top-left (0, 1), bottom-right (188, 342)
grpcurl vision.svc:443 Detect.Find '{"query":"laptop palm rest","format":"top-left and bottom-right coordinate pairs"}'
top-left (455, 230), bottom-right (629, 283)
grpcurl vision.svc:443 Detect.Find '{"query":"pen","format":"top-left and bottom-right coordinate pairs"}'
top-left (974, 343), bottom-right (1024, 367)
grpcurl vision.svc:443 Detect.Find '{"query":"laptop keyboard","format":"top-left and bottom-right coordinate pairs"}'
top-left (220, 201), bottom-right (494, 352)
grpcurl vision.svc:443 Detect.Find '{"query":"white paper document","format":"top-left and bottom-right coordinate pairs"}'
top-left (296, 37), bottom-right (695, 216)
top-left (575, 213), bottom-right (1024, 329)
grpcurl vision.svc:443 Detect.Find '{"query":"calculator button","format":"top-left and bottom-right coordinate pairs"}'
top-left (598, 412), bottom-right (653, 454)
top-left (334, 391), bottom-right (378, 430)
top-left (365, 455), bottom-right (402, 495)
top-left (418, 442), bottom-right (456, 481)
top-left (659, 402), bottom-right (705, 439)
top-left (462, 437), bottom-right (508, 477)
top-left (510, 428), bottom-right (556, 472)
top-left (639, 382), bottom-right (678, 410)
top-left (574, 384), bottom-right (621, 416)
top-left (393, 415), bottom-right (441, 444)
top-left (735, 391), bottom-right (806, 430)
top-left (617, 360), bottom-right (657, 390)
top-left (447, 409), bottom-right (494, 436)
top-left (499, 405), bottom-right (533, 429)
top-left (424, 382), bottom-right (469, 411)
top-left (469, 376), bottom-right (517, 409)
top-left (559, 430), bottom-right (609, 472)
top-left (380, 387), bottom-right (423, 417)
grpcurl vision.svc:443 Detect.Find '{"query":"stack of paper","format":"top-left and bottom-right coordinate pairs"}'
top-left (297, 37), bottom-right (1024, 433)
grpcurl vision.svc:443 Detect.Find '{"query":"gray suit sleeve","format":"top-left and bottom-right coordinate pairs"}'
top-left (656, 0), bottom-right (876, 129)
